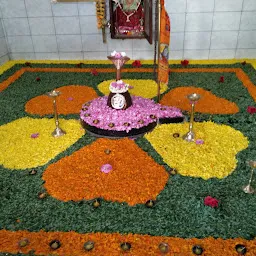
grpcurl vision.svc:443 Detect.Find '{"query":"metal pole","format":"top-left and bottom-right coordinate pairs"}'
top-left (53, 98), bottom-right (59, 128)
top-left (189, 103), bottom-right (195, 132)
top-left (116, 68), bottom-right (121, 81)
top-left (157, 0), bottom-right (161, 103)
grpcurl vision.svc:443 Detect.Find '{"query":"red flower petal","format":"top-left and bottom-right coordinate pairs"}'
top-left (219, 76), bottom-right (224, 83)
top-left (91, 69), bottom-right (98, 76)
top-left (247, 106), bottom-right (256, 114)
top-left (204, 196), bottom-right (219, 208)
top-left (132, 60), bottom-right (142, 67)
top-left (181, 59), bottom-right (189, 67)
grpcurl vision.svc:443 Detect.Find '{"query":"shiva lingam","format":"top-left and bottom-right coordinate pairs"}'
top-left (183, 93), bottom-right (201, 142)
top-left (243, 160), bottom-right (256, 194)
top-left (107, 51), bottom-right (132, 110)
top-left (46, 90), bottom-right (66, 137)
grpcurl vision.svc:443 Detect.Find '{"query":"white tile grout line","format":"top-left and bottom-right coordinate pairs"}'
top-left (1, 10), bottom-right (256, 19)
top-left (0, 7), bottom-right (10, 60)
top-left (50, 0), bottom-right (60, 60)
top-left (0, 53), bottom-right (9, 58)
top-left (3, 29), bottom-right (256, 38)
top-left (208, 0), bottom-right (216, 59)
top-left (182, 0), bottom-right (188, 59)
top-left (235, 0), bottom-right (245, 59)
top-left (4, 29), bottom-right (256, 38)
top-left (76, 2), bottom-right (84, 60)
top-left (6, 48), bottom-right (256, 55)
top-left (23, 0), bottom-right (36, 59)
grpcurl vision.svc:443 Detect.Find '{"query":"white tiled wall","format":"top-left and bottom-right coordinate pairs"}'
top-left (0, 8), bottom-right (9, 64)
top-left (0, 0), bottom-right (256, 61)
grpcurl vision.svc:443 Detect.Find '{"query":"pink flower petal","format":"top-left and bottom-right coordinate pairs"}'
top-left (31, 133), bottom-right (39, 139)
top-left (195, 139), bottom-right (204, 145)
top-left (80, 96), bottom-right (183, 133)
top-left (101, 164), bottom-right (112, 174)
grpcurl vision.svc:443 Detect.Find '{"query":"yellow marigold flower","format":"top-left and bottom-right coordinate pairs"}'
top-left (0, 117), bottom-right (85, 169)
top-left (145, 121), bottom-right (248, 179)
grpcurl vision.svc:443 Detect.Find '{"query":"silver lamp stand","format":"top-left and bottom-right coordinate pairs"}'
top-left (46, 90), bottom-right (66, 137)
top-left (243, 160), bottom-right (255, 194)
top-left (183, 93), bottom-right (201, 142)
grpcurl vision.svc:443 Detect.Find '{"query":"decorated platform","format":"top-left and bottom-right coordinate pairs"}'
top-left (0, 60), bottom-right (256, 255)
top-left (80, 95), bottom-right (184, 137)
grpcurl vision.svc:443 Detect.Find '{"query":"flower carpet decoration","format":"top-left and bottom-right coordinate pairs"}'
top-left (0, 61), bottom-right (256, 255)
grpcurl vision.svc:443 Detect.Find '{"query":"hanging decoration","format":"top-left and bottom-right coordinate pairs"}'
top-left (96, 0), bottom-right (109, 43)
top-left (153, 0), bottom-right (158, 81)
top-left (96, 0), bottom-right (106, 29)
top-left (157, 0), bottom-right (170, 102)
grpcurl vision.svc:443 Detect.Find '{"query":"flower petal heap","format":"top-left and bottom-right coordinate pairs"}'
top-left (145, 122), bottom-right (248, 179)
top-left (0, 117), bottom-right (85, 169)
top-left (160, 86), bottom-right (239, 114)
top-left (80, 96), bottom-right (183, 132)
top-left (98, 79), bottom-right (168, 99)
top-left (42, 138), bottom-right (169, 205)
